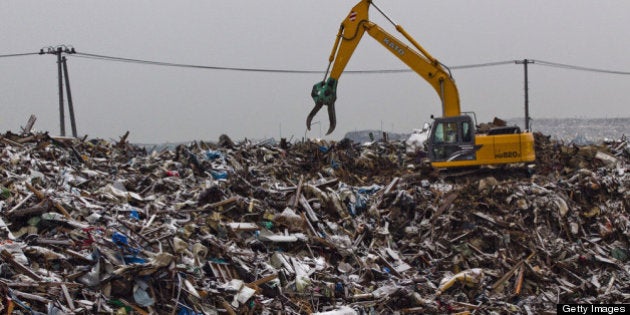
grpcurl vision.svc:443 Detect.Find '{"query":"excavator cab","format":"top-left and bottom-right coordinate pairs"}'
top-left (428, 115), bottom-right (536, 168)
top-left (427, 115), bottom-right (478, 163)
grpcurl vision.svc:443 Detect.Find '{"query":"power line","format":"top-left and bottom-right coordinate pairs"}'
top-left (342, 59), bottom-right (517, 73)
top-left (70, 52), bottom-right (522, 74)
top-left (73, 53), bottom-right (630, 76)
top-left (73, 52), bottom-right (413, 74)
top-left (3, 50), bottom-right (630, 76)
top-left (0, 52), bottom-right (40, 58)
top-left (451, 60), bottom-right (516, 69)
top-left (72, 52), bottom-right (323, 74)
top-left (533, 59), bottom-right (630, 76)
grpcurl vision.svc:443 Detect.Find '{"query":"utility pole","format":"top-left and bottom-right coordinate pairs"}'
top-left (56, 47), bottom-right (65, 136)
top-left (40, 45), bottom-right (77, 137)
top-left (515, 59), bottom-right (534, 131)
top-left (62, 56), bottom-right (77, 137)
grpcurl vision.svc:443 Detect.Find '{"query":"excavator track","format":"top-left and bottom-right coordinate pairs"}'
top-left (438, 164), bottom-right (534, 182)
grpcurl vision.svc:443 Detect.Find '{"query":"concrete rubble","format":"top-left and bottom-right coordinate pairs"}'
top-left (0, 130), bottom-right (628, 314)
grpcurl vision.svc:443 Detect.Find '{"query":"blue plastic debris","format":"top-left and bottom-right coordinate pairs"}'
top-left (358, 184), bottom-right (381, 195)
top-left (112, 232), bottom-right (129, 246)
top-left (124, 255), bottom-right (147, 264)
top-left (112, 232), bottom-right (142, 263)
top-left (177, 307), bottom-right (204, 315)
top-left (355, 193), bottom-right (368, 212)
top-left (210, 170), bottom-right (228, 180)
top-left (205, 150), bottom-right (223, 160)
top-left (130, 209), bottom-right (140, 220)
top-left (335, 282), bottom-right (344, 293)
top-left (331, 159), bottom-right (340, 169)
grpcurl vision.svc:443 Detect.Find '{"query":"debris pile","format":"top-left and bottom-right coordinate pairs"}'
top-left (0, 130), bottom-right (628, 314)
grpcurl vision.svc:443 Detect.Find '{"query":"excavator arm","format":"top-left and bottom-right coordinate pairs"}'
top-left (308, 0), bottom-right (461, 135)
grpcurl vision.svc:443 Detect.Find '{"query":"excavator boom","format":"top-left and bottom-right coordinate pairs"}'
top-left (308, 0), bottom-right (460, 134)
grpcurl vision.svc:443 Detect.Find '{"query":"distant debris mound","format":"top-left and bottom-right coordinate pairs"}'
top-left (342, 129), bottom-right (410, 143)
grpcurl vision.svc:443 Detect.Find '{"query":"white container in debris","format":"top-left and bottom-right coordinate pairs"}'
top-left (405, 122), bottom-right (431, 154)
top-left (312, 306), bottom-right (358, 315)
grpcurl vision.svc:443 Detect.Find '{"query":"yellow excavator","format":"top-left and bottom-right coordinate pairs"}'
top-left (307, 0), bottom-right (536, 168)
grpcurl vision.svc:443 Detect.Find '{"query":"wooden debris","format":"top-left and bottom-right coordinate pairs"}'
top-left (0, 129), bottom-right (626, 313)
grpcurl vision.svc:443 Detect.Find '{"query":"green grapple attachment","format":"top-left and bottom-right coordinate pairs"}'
top-left (307, 78), bottom-right (338, 135)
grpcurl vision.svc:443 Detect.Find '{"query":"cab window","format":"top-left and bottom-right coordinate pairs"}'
top-left (433, 123), bottom-right (445, 143)
top-left (462, 121), bottom-right (472, 142)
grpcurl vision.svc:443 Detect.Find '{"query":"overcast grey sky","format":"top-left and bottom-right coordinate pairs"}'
top-left (1, 1), bottom-right (629, 143)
